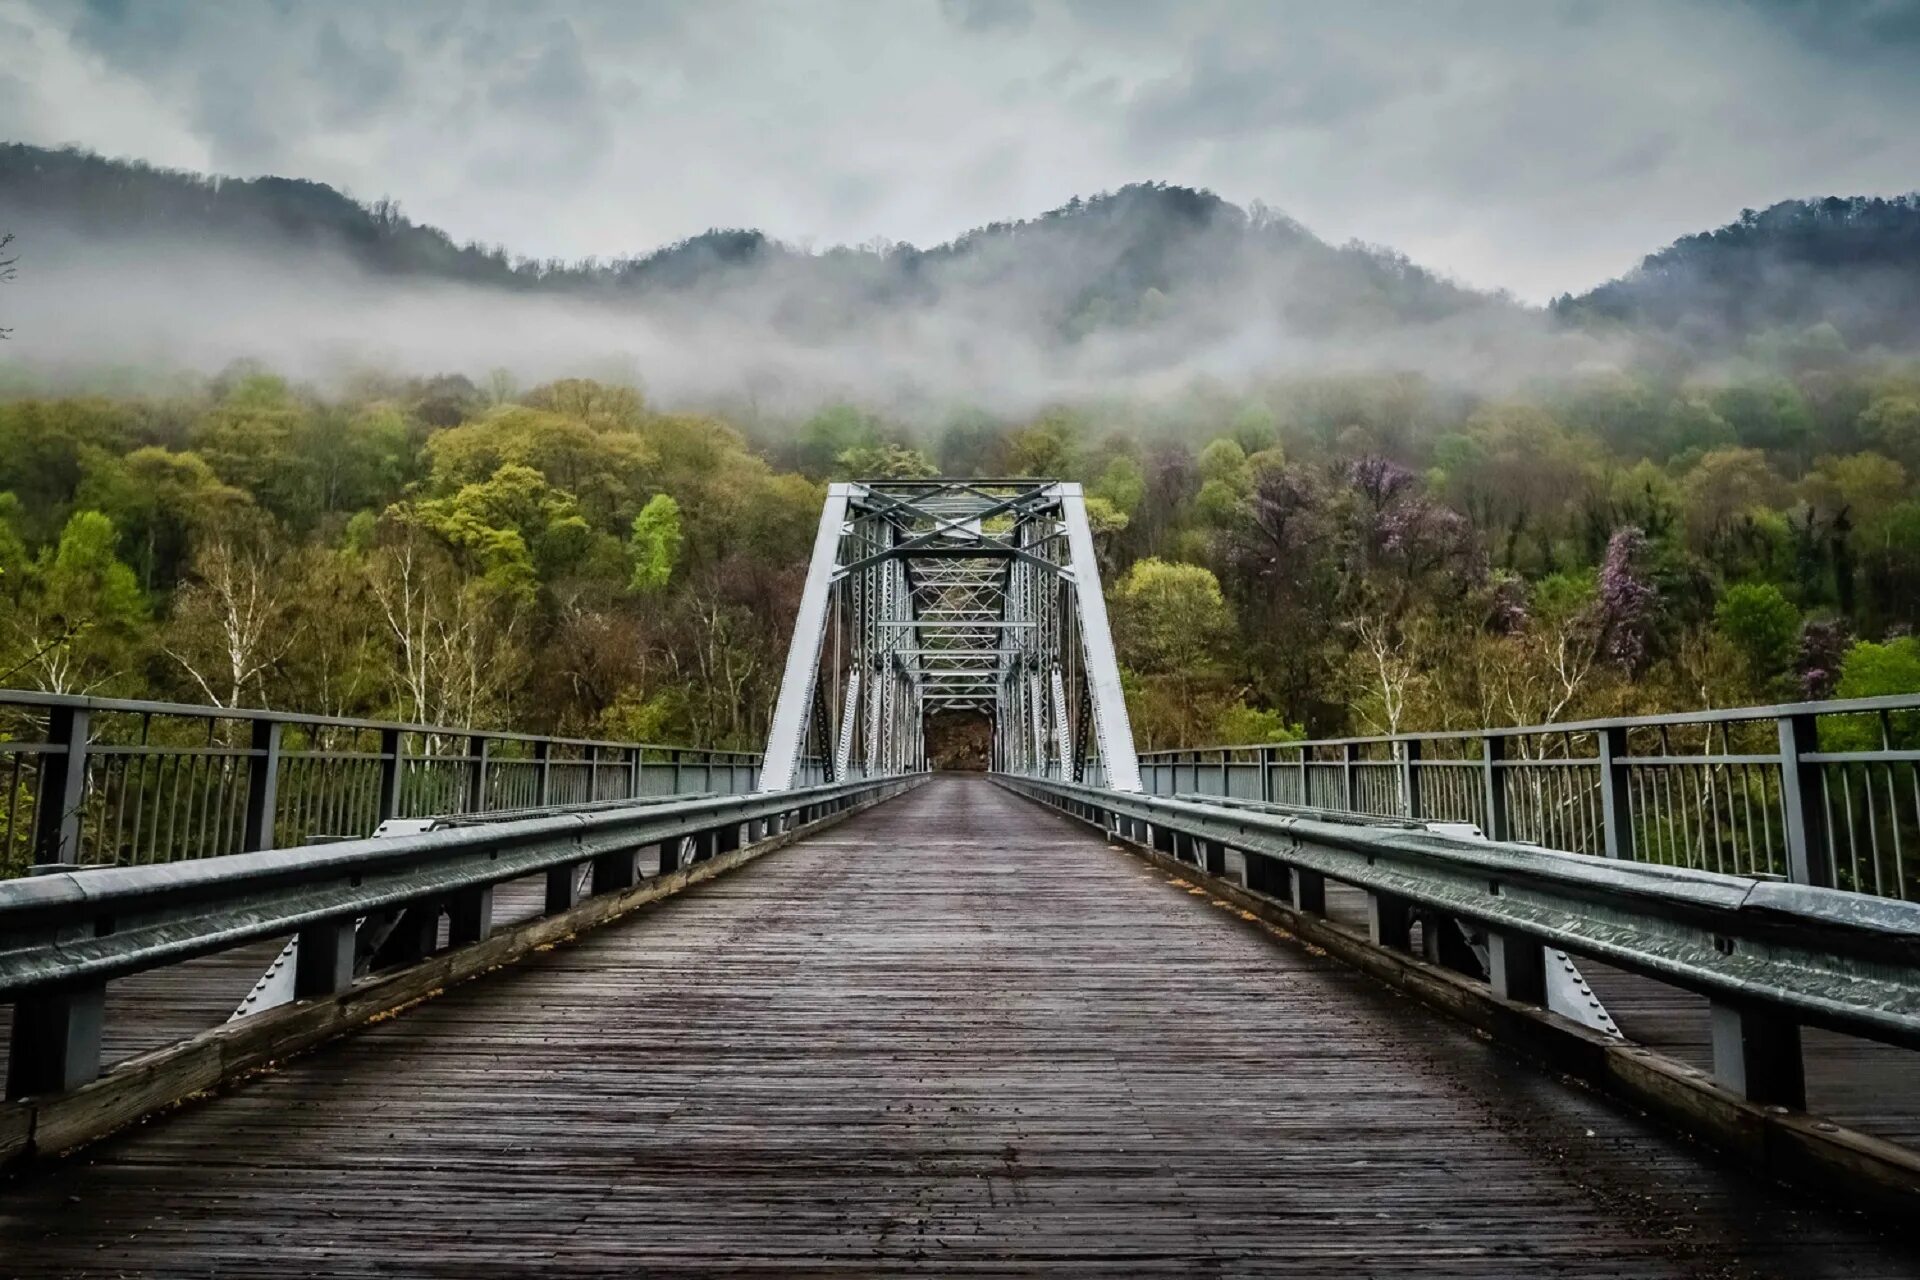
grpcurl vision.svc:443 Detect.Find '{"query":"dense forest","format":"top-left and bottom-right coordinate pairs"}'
top-left (5, 148), bottom-right (1920, 750)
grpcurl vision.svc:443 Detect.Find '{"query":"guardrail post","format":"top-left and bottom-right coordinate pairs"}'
top-left (1400, 739), bottom-right (1421, 820)
top-left (242, 719), bottom-right (282, 852)
top-left (657, 838), bottom-right (682, 875)
top-left (1481, 733), bottom-right (1509, 842)
top-left (545, 862), bottom-right (583, 913)
top-left (447, 887), bottom-right (494, 945)
top-left (6, 983), bottom-right (105, 1097)
top-left (32, 705), bottom-right (91, 866)
top-left (1598, 725), bottom-right (1632, 859)
top-left (1341, 742), bottom-right (1357, 813)
top-left (1777, 713), bottom-right (1831, 887)
top-left (592, 848), bottom-right (639, 894)
top-left (294, 919), bottom-right (357, 997)
top-left (535, 740), bottom-right (553, 807)
top-left (1486, 930), bottom-right (1546, 1004)
top-left (715, 821), bottom-right (742, 855)
top-left (1367, 890), bottom-right (1412, 950)
top-left (1710, 1001), bottom-right (1805, 1108)
top-left (466, 735), bottom-right (490, 813)
top-left (377, 727), bottom-right (404, 822)
top-left (689, 829), bottom-right (715, 862)
top-left (1291, 867), bottom-right (1327, 915)
top-left (1245, 851), bottom-right (1287, 895)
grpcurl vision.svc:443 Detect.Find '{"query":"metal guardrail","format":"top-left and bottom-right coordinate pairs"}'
top-left (1139, 694), bottom-right (1920, 903)
top-left (997, 774), bottom-right (1920, 1111)
top-left (0, 689), bottom-right (764, 878)
top-left (0, 775), bottom-right (918, 1099)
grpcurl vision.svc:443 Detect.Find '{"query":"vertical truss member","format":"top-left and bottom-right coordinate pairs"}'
top-left (758, 479), bottom-right (1141, 793)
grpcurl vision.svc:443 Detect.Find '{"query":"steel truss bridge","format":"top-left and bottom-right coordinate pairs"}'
top-left (0, 479), bottom-right (1918, 1274)
top-left (759, 477), bottom-right (1139, 792)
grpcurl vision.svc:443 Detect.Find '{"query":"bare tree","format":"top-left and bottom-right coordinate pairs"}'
top-left (0, 232), bottom-right (15, 339)
top-left (162, 530), bottom-right (298, 708)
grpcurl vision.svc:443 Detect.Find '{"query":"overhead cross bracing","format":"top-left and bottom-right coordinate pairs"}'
top-left (758, 478), bottom-right (1140, 792)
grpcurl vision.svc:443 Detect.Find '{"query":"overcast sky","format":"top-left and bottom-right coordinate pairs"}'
top-left (3, 0), bottom-right (1917, 302)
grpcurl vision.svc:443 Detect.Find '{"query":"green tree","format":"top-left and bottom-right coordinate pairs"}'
top-left (1714, 582), bottom-right (1800, 681)
top-left (628, 493), bottom-right (684, 593)
top-left (1, 510), bottom-right (149, 693)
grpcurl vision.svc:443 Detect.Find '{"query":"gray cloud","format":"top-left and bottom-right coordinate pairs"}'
top-left (5, 0), bottom-right (1920, 300)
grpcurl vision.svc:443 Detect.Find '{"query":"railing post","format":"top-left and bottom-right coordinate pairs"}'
top-left (466, 735), bottom-right (490, 814)
top-left (242, 719), bottom-right (283, 852)
top-left (1777, 713), bottom-right (1831, 887)
top-left (545, 862), bottom-right (582, 913)
top-left (1710, 1000), bottom-right (1805, 1108)
top-left (1481, 733), bottom-right (1509, 842)
top-left (294, 919), bottom-right (358, 997)
top-left (535, 739), bottom-right (553, 807)
top-left (32, 704), bottom-right (91, 867)
top-left (447, 887), bottom-right (494, 945)
top-left (672, 749), bottom-right (685, 795)
top-left (627, 747), bottom-right (642, 800)
top-left (1400, 738), bottom-right (1421, 820)
top-left (1341, 741), bottom-right (1357, 813)
top-left (6, 983), bottom-right (105, 1098)
top-left (376, 727), bottom-right (404, 823)
top-left (1367, 890), bottom-right (1412, 949)
top-left (1597, 725), bottom-right (1632, 859)
top-left (1259, 746), bottom-right (1274, 804)
top-left (588, 745), bottom-right (600, 801)
top-left (1487, 930), bottom-right (1546, 1005)
top-left (1291, 867), bottom-right (1327, 915)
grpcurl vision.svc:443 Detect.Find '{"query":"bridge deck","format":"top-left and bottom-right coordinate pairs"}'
top-left (3, 776), bottom-right (1915, 1276)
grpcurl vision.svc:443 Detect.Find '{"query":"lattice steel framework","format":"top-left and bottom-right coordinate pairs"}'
top-left (759, 479), bottom-right (1141, 792)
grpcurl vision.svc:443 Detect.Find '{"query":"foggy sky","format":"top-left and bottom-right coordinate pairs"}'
top-left (3, 0), bottom-right (1919, 302)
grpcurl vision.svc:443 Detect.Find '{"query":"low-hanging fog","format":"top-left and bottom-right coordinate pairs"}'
top-left (0, 181), bottom-right (1628, 422)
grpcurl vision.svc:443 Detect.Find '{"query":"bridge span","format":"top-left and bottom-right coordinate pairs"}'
top-left (3, 775), bottom-right (1914, 1276)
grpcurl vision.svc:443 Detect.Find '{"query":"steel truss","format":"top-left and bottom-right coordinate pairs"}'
top-left (759, 479), bottom-right (1141, 792)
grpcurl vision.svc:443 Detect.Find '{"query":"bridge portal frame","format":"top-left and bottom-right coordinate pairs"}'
top-left (758, 479), bottom-right (1141, 792)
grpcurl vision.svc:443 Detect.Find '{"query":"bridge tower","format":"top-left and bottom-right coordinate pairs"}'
top-left (759, 479), bottom-right (1141, 792)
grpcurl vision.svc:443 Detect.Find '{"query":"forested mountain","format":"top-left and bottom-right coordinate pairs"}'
top-left (1555, 196), bottom-right (1920, 351)
top-left (6, 143), bottom-right (1920, 769)
top-left (0, 143), bottom-right (1533, 409)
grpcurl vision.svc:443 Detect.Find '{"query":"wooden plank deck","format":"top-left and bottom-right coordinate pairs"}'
top-left (2, 774), bottom-right (1916, 1276)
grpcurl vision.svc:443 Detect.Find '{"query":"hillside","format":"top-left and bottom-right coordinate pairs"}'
top-left (1555, 196), bottom-right (1920, 350)
top-left (0, 143), bottom-right (1538, 407)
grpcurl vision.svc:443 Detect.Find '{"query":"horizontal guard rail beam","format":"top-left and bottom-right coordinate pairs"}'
top-left (996, 775), bottom-right (1920, 1051)
top-left (0, 777), bottom-right (912, 998)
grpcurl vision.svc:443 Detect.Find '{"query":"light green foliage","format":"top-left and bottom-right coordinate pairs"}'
top-left (77, 446), bottom-right (248, 589)
top-left (836, 442), bottom-right (937, 479)
top-left (1082, 495), bottom-right (1129, 538)
top-left (1113, 558), bottom-right (1232, 675)
top-left (1837, 637), bottom-right (1920, 699)
top-left (1862, 393), bottom-right (1920, 465)
top-left (1211, 702), bottom-right (1303, 744)
top-left (628, 493), bottom-right (684, 592)
top-left (410, 463), bottom-right (592, 600)
top-left (1, 510), bottom-right (149, 693)
top-left (1090, 455), bottom-right (1145, 516)
top-left (1714, 582), bottom-right (1800, 678)
top-left (1005, 410), bottom-right (1083, 478)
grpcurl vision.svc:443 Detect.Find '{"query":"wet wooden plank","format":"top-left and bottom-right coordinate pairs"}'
top-left (1, 776), bottom-right (1915, 1276)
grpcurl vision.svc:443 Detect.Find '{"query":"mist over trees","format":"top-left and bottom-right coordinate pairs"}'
top-left (6, 144), bottom-right (1920, 745)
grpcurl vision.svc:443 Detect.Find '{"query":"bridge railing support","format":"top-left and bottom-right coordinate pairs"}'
top-left (1137, 693), bottom-right (1920, 905)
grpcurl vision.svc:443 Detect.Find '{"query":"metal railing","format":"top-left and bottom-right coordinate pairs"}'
top-left (0, 775), bottom-right (920, 1102)
top-left (1139, 695), bottom-right (1920, 902)
top-left (0, 690), bottom-right (763, 878)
